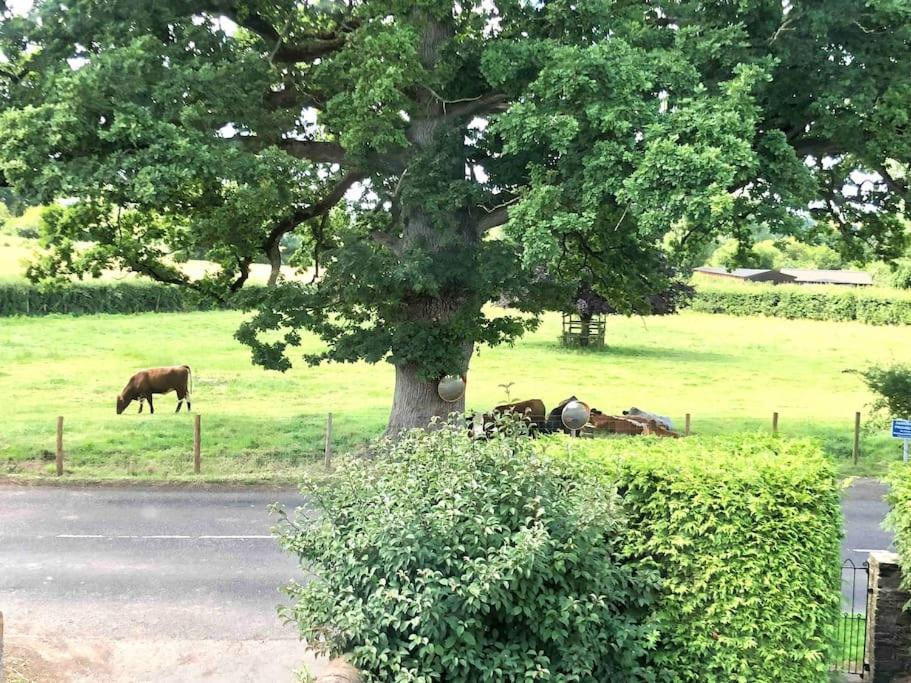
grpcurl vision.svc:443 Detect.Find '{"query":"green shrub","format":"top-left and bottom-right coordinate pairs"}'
top-left (886, 465), bottom-right (911, 600)
top-left (275, 421), bottom-right (658, 682)
top-left (890, 259), bottom-right (911, 290)
top-left (689, 283), bottom-right (911, 326)
top-left (554, 435), bottom-right (842, 683)
top-left (0, 279), bottom-right (263, 316)
top-left (854, 363), bottom-right (911, 419)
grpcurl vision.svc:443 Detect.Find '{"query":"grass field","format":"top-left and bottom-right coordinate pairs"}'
top-left (0, 235), bottom-right (304, 284)
top-left (1, 308), bottom-right (908, 481)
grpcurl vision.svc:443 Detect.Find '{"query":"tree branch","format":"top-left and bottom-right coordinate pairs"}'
top-left (876, 164), bottom-right (909, 200)
top-left (262, 170), bottom-right (364, 262)
top-left (441, 93), bottom-right (510, 121)
top-left (229, 255), bottom-right (252, 293)
top-left (476, 199), bottom-right (516, 233)
top-left (203, 1), bottom-right (354, 63)
top-left (792, 137), bottom-right (842, 158)
top-left (278, 139), bottom-right (347, 164)
top-left (273, 37), bottom-right (348, 63)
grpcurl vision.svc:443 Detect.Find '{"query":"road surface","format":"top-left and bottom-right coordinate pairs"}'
top-left (0, 484), bottom-right (326, 682)
top-left (0, 478), bottom-right (896, 681)
top-left (841, 478), bottom-right (894, 613)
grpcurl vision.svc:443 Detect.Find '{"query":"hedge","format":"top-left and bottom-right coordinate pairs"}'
top-left (551, 435), bottom-right (842, 683)
top-left (886, 465), bottom-right (911, 601)
top-left (0, 279), bottom-right (263, 316)
top-left (688, 283), bottom-right (911, 325)
top-left (277, 421), bottom-right (659, 681)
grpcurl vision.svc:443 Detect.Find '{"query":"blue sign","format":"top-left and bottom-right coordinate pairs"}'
top-left (892, 419), bottom-right (911, 439)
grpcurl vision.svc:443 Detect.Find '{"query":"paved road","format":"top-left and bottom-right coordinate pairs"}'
top-left (0, 484), bottom-right (324, 682)
top-left (841, 478), bottom-right (894, 613)
top-left (0, 479), bottom-right (896, 680)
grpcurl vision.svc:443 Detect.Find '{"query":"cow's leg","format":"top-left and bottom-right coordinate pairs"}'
top-left (148, 395), bottom-right (154, 414)
top-left (175, 397), bottom-right (183, 413)
top-left (138, 399), bottom-right (143, 414)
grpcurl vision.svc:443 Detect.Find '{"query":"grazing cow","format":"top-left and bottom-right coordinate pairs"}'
top-left (116, 366), bottom-right (193, 415)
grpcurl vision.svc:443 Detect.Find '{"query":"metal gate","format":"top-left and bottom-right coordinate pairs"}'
top-left (831, 559), bottom-right (872, 677)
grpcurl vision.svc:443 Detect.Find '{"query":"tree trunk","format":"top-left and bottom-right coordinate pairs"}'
top-left (579, 312), bottom-right (592, 347)
top-left (266, 240), bottom-right (282, 287)
top-left (386, 345), bottom-right (473, 435)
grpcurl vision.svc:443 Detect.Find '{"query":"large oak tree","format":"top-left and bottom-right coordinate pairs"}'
top-left (1, 0), bottom-right (909, 431)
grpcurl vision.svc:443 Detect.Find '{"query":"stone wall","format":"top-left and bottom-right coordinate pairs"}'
top-left (867, 551), bottom-right (911, 682)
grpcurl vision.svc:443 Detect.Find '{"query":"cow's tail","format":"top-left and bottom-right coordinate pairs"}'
top-left (184, 365), bottom-right (193, 399)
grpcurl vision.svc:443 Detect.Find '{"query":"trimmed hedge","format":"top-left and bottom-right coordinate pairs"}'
top-left (0, 279), bottom-right (262, 316)
top-left (689, 283), bottom-right (911, 325)
top-left (552, 435), bottom-right (842, 683)
top-left (886, 465), bottom-right (911, 599)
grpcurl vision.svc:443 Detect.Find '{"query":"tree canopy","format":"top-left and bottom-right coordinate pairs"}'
top-left (1, 0), bottom-right (909, 430)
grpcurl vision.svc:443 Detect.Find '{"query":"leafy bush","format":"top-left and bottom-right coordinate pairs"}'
top-left (689, 283), bottom-right (911, 326)
top-left (854, 363), bottom-right (911, 419)
top-left (886, 465), bottom-right (911, 599)
top-left (275, 421), bottom-right (658, 682)
top-left (0, 279), bottom-right (263, 316)
top-left (556, 435), bottom-right (842, 683)
top-left (891, 259), bottom-right (911, 290)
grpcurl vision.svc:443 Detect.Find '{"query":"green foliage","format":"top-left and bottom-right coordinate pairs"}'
top-left (690, 283), bottom-right (911, 326)
top-left (709, 237), bottom-right (844, 270)
top-left (3, 0), bottom-right (909, 412)
top-left (275, 421), bottom-right (658, 682)
top-left (556, 435), bottom-right (842, 683)
top-left (854, 363), bottom-right (911, 419)
top-left (0, 279), bottom-right (260, 316)
top-left (886, 465), bottom-right (911, 601)
top-left (889, 259), bottom-right (911, 290)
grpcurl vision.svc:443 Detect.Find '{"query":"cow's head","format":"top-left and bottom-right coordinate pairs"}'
top-left (116, 393), bottom-right (128, 415)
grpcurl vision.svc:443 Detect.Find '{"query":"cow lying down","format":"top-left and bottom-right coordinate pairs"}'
top-left (116, 365), bottom-right (193, 414)
top-left (478, 398), bottom-right (678, 438)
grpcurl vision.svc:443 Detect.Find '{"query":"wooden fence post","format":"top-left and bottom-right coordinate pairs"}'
top-left (853, 411), bottom-right (861, 465)
top-left (685, 413), bottom-right (691, 436)
top-left (324, 413), bottom-right (333, 470)
top-left (193, 414), bottom-right (201, 474)
top-left (56, 416), bottom-right (64, 476)
top-left (772, 411), bottom-right (779, 435)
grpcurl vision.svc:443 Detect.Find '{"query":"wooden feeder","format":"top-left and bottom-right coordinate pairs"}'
top-left (561, 313), bottom-right (606, 348)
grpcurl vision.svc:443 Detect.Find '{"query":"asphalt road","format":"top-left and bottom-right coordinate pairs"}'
top-left (0, 478), bottom-right (896, 680)
top-left (0, 484), bottom-right (318, 682)
top-left (841, 478), bottom-right (894, 613)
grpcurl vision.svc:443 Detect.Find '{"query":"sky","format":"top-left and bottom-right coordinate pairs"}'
top-left (8, 0), bottom-right (32, 15)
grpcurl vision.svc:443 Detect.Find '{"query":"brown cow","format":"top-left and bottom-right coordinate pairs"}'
top-left (490, 399), bottom-right (547, 434)
top-left (116, 366), bottom-right (193, 415)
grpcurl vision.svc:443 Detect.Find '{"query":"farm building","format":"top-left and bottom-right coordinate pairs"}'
top-left (778, 269), bottom-right (873, 286)
top-left (694, 266), bottom-right (872, 286)
top-left (694, 267), bottom-right (797, 284)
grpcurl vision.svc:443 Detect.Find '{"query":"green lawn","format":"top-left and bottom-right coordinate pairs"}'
top-left (1, 308), bottom-right (908, 481)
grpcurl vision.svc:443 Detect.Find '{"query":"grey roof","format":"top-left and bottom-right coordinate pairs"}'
top-left (779, 269), bottom-right (873, 285)
top-left (695, 267), bottom-right (772, 277)
top-left (695, 266), bottom-right (873, 286)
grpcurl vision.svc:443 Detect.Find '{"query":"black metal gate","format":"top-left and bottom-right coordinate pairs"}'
top-left (831, 559), bottom-right (872, 677)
